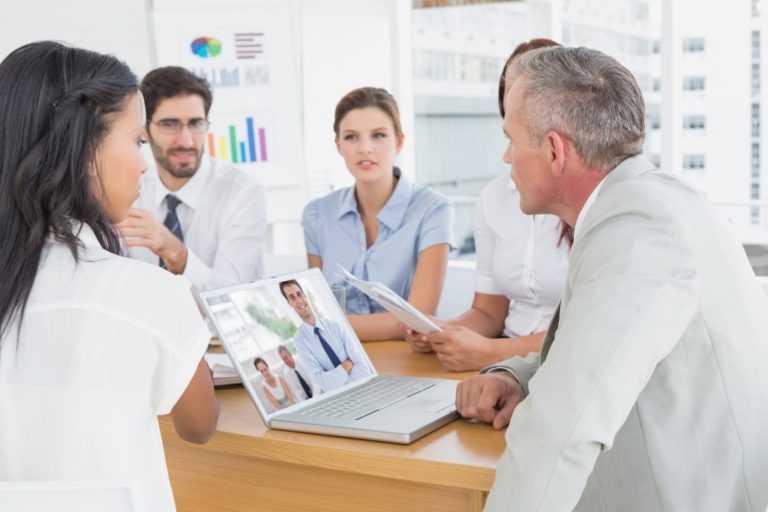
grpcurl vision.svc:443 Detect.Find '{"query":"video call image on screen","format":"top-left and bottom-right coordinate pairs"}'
top-left (205, 273), bottom-right (375, 416)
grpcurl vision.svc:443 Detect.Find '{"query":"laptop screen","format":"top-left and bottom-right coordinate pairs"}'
top-left (201, 269), bottom-right (376, 420)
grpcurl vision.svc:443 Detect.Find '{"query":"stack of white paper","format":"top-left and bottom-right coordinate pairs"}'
top-left (336, 264), bottom-right (442, 334)
top-left (204, 352), bottom-right (241, 386)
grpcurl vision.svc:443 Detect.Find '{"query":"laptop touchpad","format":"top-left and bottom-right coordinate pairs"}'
top-left (396, 385), bottom-right (456, 413)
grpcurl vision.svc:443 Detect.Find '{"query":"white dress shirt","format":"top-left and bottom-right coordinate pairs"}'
top-left (126, 155), bottom-right (267, 289)
top-left (474, 172), bottom-right (569, 337)
top-left (0, 224), bottom-right (211, 512)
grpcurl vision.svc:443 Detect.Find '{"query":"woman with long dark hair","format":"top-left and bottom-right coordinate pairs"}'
top-left (0, 41), bottom-right (218, 510)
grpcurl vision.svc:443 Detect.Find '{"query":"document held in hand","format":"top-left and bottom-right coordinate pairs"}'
top-left (336, 264), bottom-right (442, 334)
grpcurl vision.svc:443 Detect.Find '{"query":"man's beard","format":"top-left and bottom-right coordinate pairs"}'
top-left (149, 138), bottom-right (203, 179)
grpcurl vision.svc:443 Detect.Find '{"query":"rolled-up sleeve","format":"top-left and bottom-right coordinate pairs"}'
top-left (417, 199), bottom-right (455, 253)
top-left (473, 186), bottom-right (505, 295)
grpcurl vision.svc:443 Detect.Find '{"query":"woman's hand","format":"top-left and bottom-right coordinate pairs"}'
top-left (424, 326), bottom-right (494, 372)
top-left (397, 317), bottom-right (446, 353)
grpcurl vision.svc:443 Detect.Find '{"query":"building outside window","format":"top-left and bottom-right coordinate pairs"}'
top-left (683, 115), bottom-right (705, 130)
top-left (682, 37), bottom-right (705, 52)
top-left (682, 153), bottom-right (706, 170)
top-left (683, 76), bottom-right (706, 91)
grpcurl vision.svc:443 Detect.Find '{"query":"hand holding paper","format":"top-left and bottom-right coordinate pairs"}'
top-left (335, 264), bottom-right (442, 334)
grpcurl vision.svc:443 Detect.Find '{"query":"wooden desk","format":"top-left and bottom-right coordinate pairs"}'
top-left (160, 341), bottom-right (505, 512)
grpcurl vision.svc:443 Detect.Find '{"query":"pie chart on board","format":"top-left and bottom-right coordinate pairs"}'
top-left (190, 37), bottom-right (222, 58)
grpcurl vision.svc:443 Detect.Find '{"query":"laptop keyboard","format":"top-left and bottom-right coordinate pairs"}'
top-left (300, 377), bottom-right (434, 421)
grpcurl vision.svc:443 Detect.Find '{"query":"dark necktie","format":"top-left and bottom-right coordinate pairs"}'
top-left (295, 370), bottom-right (313, 398)
top-left (160, 194), bottom-right (183, 268)
top-left (541, 303), bottom-right (560, 363)
top-left (314, 327), bottom-right (342, 367)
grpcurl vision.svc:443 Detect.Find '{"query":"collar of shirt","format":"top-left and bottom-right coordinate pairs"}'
top-left (573, 174), bottom-right (607, 241)
top-left (149, 154), bottom-right (213, 211)
top-left (335, 167), bottom-right (415, 232)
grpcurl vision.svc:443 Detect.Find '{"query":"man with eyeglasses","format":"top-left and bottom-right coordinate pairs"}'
top-left (118, 66), bottom-right (266, 288)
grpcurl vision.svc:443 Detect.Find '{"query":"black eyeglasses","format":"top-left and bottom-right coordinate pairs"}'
top-left (151, 119), bottom-right (210, 135)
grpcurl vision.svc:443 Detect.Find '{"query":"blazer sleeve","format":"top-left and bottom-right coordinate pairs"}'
top-left (481, 352), bottom-right (541, 395)
top-left (484, 192), bottom-right (699, 512)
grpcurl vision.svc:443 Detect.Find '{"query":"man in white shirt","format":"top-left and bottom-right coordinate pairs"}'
top-left (456, 47), bottom-right (768, 511)
top-left (118, 66), bottom-right (266, 288)
top-left (276, 345), bottom-right (317, 402)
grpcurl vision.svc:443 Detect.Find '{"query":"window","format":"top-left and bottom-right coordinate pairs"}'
top-left (683, 76), bottom-right (706, 91)
top-left (683, 115), bottom-right (706, 130)
top-left (683, 37), bottom-right (705, 53)
top-left (753, 63), bottom-right (761, 97)
top-left (752, 142), bottom-right (761, 177)
top-left (651, 154), bottom-right (661, 167)
top-left (683, 154), bottom-right (706, 170)
top-left (652, 39), bottom-right (661, 54)
top-left (751, 182), bottom-right (760, 199)
top-left (653, 78), bottom-right (661, 92)
top-left (752, 103), bottom-right (761, 138)
top-left (753, 0), bottom-right (761, 18)
top-left (752, 31), bottom-right (761, 60)
top-left (628, 37), bottom-right (649, 56)
top-left (413, 50), bottom-right (457, 82)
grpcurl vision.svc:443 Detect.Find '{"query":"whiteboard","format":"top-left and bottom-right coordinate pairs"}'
top-left (152, 0), bottom-right (306, 188)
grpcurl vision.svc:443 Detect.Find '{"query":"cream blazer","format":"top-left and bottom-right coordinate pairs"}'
top-left (484, 155), bottom-right (768, 512)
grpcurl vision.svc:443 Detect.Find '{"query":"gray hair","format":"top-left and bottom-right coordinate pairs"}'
top-left (506, 46), bottom-right (645, 170)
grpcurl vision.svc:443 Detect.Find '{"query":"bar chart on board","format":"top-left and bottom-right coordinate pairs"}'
top-left (205, 112), bottom-right (275, 166)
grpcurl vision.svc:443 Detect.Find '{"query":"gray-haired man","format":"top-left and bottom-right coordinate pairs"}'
top-left (457, 46), bottom-right (768, 511)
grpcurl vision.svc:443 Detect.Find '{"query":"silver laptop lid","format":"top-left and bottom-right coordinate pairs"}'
top-left (200, 268), bottom-right (377, 423)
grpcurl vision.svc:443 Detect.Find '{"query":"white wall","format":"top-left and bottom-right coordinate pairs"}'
top-left (300, 0), bottom-right (414, 195)
top-left (0, 0), bottom-right (154, 76)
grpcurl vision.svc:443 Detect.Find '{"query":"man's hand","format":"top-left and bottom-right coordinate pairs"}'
top-left (456, 371), bottom-right (524, 430)
top-left (424, 326), bottom-right (493, 372)
top-left (117, 208), bottom-right (188, 274)
top-left (340, 359), bottom-right (354, 374)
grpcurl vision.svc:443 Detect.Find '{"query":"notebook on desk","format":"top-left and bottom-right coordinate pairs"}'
top-left (200, 268), bottom-right (458, 444)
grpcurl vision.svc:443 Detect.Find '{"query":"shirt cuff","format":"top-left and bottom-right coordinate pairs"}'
top-left (475, 273), bottom-right (505, 295)
top-left (480, 356), bottom-right (539, 396)
top-left (480, 366), bottom-right (523, 390)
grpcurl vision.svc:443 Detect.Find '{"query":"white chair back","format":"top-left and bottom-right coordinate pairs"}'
top-left (0, 480), bottom-right (146, 512)
top-left (436, 259), bottom-right (476, 319)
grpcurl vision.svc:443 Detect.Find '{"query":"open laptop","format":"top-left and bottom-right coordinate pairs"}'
top-left (200, 268), bottom-right (458, 444)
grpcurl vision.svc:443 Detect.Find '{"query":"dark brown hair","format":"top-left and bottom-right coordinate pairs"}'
top-left (140, 66), bottom-right (213, 121)
top-left (279, 279), bottom-right (303, 300)
top-left (498, 39), bottom-right (574, 248)
top-left (333, 87), bottom-right (402, 138)
top-left (498, 38), bottom-right (561, 118)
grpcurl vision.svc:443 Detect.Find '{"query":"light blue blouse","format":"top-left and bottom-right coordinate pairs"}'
top-left (302, 168), bottom-right (455, 314)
